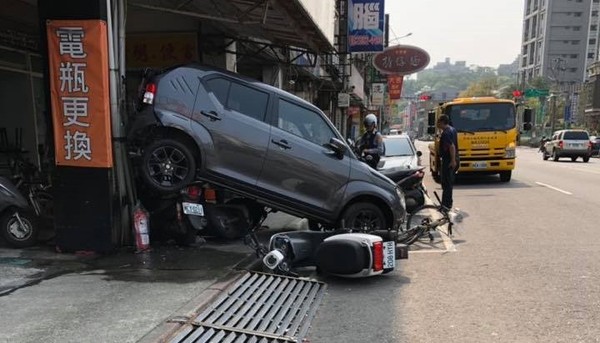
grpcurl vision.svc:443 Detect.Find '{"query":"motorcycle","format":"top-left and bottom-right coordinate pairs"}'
top-left (255, 228), bottom-right (409, 278)
top-left (0, 176), bottom-right (39, 248)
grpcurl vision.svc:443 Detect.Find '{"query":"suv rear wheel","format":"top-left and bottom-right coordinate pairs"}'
top-left (140, 137), bottom-right (197, 194)
top-left (339, 202), bottom-right (387, 232)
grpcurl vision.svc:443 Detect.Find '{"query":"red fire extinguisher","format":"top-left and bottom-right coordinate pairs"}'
top-left (133, 202), bottom-right (150, 252)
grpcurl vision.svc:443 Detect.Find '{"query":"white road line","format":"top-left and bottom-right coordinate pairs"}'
top-left (535, 181), bottom-right (573, 195)
top-left (439, 225), bottom-right (457, 252)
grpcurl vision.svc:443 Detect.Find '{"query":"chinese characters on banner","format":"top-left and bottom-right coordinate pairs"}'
top-left (348, 0), bottom-right (385, 52)
top-left (387, 75), bottom-right (404, 100)
top-left (126, 33), bottom-right (198, 69)
top-left (46, 20), bottom-right (113, 168)
top-left (371, 83), bottom-right (385, 106)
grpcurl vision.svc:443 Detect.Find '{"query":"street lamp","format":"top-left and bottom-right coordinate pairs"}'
top-left (388, 32), bottom-right (413, 45)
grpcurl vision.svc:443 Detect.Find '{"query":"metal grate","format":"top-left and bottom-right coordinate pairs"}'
top-left (169, 272), bottom-right (326, 343)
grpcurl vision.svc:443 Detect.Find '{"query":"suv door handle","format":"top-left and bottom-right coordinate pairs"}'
top-left (200, 110), bottom-right (221, 121)
top-left (271, 139), bottom-right (291, 150)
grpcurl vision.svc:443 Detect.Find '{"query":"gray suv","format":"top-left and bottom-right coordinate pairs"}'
top-left (127, 64), bottom-right (405, 231)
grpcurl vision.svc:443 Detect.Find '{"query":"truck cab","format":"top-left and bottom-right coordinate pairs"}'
top-left (426, 97), bottom-right (532, 183)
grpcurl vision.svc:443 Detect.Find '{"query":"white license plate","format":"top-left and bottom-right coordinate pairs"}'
top-left (472, 162), bottom-right (487, 169)
top-left (383, 241), bottom-right (396, 269)
top-left (182, 202), bottom-right (204, 216)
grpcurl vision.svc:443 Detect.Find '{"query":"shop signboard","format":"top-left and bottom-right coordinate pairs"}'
top-left (348, 0), bottom-right (385, 52)
top-left (338, 92), bottom-right (350, 107)
top-left (371, 83), bottom-right (385, 106)
top-left (372, 45), bottom-right (430, 75)
top-left (387, 75), bottom-right (404, 99)
top-left (126, 32), bottom-right (198, 69)
top-left (46, 20), bottom-right (113, 168)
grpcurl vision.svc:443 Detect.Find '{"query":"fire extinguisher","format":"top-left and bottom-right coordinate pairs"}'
top-left (133, 201), bottom-right (150, 252)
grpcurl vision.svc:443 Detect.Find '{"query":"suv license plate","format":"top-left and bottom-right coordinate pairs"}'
top-left (383, 241), bottom-right (396, 269)
top-left (183, 202), bottom-right (204, 216)
top-left (472, 162), bottom-right (487, 169)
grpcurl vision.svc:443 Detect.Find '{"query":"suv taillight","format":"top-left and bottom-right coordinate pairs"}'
top-left (588, 141), bottom-right (592, 150)
top-left (559, 140), bottom-right (564, 149)
top-left (143, 83), bottom-right (156, 104)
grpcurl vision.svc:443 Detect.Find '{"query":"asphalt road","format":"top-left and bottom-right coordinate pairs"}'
top-left (309, 141), bottom-right (600, 343)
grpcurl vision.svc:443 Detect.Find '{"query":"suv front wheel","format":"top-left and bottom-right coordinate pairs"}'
top-left (339, 202), bottom-right (387, 232)
top-left (140, 137), bottom-right (197, 194)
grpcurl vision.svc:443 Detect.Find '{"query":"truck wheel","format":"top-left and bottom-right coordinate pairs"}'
top-left (499, 171), bottom-right (512, 182)
top-left (1, 211), bottom-right (38, 248)
top-left (571, 157), bottom-right (577, 162)
top-left (140, 137), bottom-right (197, 194)
top-left (583, 156), bottom-right (590, 163)
top-left (339, 202), bottom-right (387, 232)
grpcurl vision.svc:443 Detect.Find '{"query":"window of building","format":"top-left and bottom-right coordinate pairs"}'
top-left (589, 52), bottom-right (596, 59)
top-left (593, 10), bottom-right (599, 17)
top-left (590, 39), bottom-right (597, 45)
top-left (574, 12), bottom-right (582, 17)
top-left (573, 26), bottom-right (581, 31)
top-left (592, 25), bottom-right (598, 31)
top-left (570, 54), bottom-right (578, 58)
top-left (572, 40), bottom-right (580, 45)
top-left (569, 68), bottom-right (577, 72)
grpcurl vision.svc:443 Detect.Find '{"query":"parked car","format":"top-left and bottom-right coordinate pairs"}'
top-left (127, 64), bottom-right (406, 231)
top-left (378, 134), bottom-right (422, 179)
top-left (543, 129), bottom-right (592, 162)
top-left (590, 135), bottom-right (600, 156)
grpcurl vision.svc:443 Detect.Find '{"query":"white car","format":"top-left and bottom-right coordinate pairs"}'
top-left (543, 129), bottom-right (592, 162)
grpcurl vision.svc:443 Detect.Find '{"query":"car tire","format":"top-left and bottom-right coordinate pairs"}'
top-left (339, 202), bottom-right (387, 232)
top-left (543, 152), bottom-right (549, 160)
top-left (571, 157), bottom-right (577, 162)
top-left (1, 211), bottom-right (38, 248)
top-left (583, 156), bottom-right (590, 163)
top-left (140, 137), bottom-right (197, 194)
top-left (499, 171), bottom-right (511, 182)
top-left (552, 149), bottom-right (559, 161)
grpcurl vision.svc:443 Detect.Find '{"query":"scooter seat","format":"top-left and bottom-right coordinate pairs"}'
top-left (315, 240), bottom-right (370, 275)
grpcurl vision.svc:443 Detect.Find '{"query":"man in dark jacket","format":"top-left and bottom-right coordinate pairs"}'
top-left (437, 114), bottom-right (459, 209)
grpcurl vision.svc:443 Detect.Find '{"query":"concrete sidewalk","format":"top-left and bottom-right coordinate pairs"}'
top-left (0, 212), bottom-right (305, 343)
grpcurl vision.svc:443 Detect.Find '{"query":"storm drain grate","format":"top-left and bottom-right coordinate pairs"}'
top-left (169, 272), bottom-right (326, 343)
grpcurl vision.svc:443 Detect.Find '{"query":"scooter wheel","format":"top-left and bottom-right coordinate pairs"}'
top-left (1, 211), bottom-right (38, 248)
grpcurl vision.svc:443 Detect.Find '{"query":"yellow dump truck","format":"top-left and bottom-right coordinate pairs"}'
top-left (427, 97), bottom-right (532, 183)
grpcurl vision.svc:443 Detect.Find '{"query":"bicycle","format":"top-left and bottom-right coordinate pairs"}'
top-left (397, 191), bottom-right (462, 246)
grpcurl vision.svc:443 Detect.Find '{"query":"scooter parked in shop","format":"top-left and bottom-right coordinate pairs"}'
top-left (0, 176), bottom-right (39, 248)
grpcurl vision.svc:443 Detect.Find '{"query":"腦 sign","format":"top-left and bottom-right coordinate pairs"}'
top-left (46, 20), bottom-right (113, 168)
top-left (372, 45), bottom-right (430, 75)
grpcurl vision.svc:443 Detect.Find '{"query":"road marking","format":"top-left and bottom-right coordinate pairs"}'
top-left (439, 225), bottom-right (457, 252)
top-left (535, 181), bottom-right (572, 195)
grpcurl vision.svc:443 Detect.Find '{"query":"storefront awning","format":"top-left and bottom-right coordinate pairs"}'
top-left (129, 0), bottom-right (335, 54)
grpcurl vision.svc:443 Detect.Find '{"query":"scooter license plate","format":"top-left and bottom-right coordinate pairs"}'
top-left (383, 241), bottom-right (396, 269)
top-left (182, 202), bottom-right (204, 216)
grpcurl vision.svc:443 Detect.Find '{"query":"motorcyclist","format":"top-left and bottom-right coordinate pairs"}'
top-left (357, 113), bottom-right (385, 169)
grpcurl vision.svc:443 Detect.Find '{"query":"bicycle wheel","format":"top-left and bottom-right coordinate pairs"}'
top-left (402, 205), bottom-right (449, 245)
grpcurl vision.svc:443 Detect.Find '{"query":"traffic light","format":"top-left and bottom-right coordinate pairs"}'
top-left (419, 94), bottom-right (431, 101)
top-left (512, 90), bottom-right (523, 97)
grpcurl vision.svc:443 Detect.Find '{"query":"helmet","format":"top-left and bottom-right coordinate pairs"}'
top-left (363, 113), bottom-right (377, 127)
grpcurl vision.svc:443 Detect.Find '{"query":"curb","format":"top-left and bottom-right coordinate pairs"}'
top-left (137, 270), bottom-right (247, 343)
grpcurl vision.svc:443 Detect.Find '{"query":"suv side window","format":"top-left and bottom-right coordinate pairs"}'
top-left (227, 82), bottom-right (269, 121)
top-left (206, 78), bottom-right (230, 105)
top-left (277, 99), bottom-right (336, 146)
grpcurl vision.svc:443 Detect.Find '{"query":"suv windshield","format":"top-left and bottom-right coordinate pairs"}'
top-left (447, 103), bottom-right (516, 132)
top-left (563, 131), bottom-right (589, 140)
top-left (384, 137), bottom-right (414, 156)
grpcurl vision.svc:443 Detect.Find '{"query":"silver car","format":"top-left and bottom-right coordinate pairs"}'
top-left (543, 129), bottom-right (591, 162)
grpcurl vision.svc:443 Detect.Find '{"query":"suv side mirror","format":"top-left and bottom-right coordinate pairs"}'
top-left (326, 137), bottom-right (348, 158)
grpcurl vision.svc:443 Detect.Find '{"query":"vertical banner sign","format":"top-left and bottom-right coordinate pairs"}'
top-left (371, 83), bottom-right (385, 106)
top-left (348, 0), bottom-right (385, 52)
top-left (387, 75), bottom-right (404, 100)
top-left (47, 20), bottom-right (113, 168)
top-left (570, 93), bottom-right (579, 123)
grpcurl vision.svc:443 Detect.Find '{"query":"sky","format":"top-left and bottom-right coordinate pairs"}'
top-left (385, 0), bottom-right (525, 69)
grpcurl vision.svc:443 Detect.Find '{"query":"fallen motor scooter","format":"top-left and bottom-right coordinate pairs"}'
top-left (251, 228), bottom-right (409, 278)
top-left (0, 176), bottom-right (38, 248)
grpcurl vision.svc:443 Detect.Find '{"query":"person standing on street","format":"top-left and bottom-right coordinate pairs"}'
top-left (437, 114), bottom-right (459, 210)
top-left (358, 113), bottom-right (384, 170)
